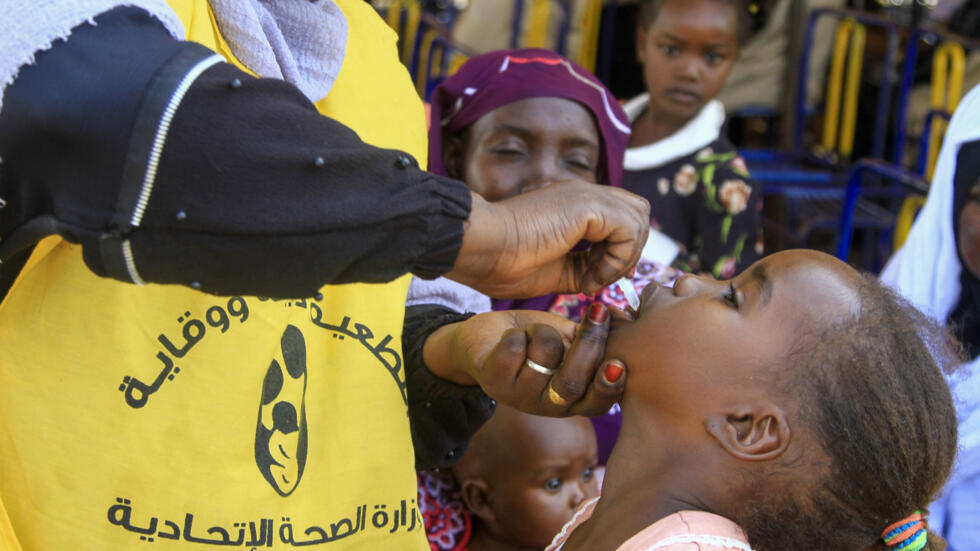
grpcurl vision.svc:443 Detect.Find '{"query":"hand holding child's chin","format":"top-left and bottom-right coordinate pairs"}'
top-left (423, 304), bottom-right (627, 417)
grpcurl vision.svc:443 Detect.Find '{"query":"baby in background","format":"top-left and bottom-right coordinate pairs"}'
top-left (453, 406), bottom-right (600, 551)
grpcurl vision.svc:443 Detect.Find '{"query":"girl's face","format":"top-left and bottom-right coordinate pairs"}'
top-left (606, 250), bottom-right (859, 433)
top-left (636, 0), bottom-right (738, 126)
top-left (449, 97), bottom-right (601, 202)
top-left (485, 415), bottom-right (599, 548)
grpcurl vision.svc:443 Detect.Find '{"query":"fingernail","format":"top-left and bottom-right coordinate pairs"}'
top-left (588, 303), bottom-right (609, 325)
top-left (603, 361), bottom-right (624, 384)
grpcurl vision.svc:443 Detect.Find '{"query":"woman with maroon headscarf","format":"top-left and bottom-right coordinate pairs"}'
top-left (412, 48), bottom-right (679, 319)
top-left (412, 49), bottom-right (681, 551)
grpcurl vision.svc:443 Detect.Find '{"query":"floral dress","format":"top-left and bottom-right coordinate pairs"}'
top-left (624, 139), bottom-right (764, 279)
top-left (623, 141), bottom-right (762, 279)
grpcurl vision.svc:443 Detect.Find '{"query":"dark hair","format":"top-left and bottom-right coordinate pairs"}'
top-left (636, 0), bottom-right (752, 46)
top-left (734, 274), bottom-right (960, 551)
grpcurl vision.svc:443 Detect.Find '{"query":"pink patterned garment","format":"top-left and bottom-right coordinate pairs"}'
top-left (548, 259), bottom-right (682, 322)
top-left (546, 499), bottom-right (752, 551)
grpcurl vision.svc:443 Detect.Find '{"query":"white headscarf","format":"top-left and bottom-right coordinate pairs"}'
top-left (208, 0), bottom-right (347, 104)
top-left (0, 0), bottom-right (348, 116)
top-left (880, 83), bottom-right (980, 323)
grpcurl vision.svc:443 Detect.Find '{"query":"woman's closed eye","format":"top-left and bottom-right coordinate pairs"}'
top-left (564, 152), bottom-right (596, 172)
top-left (490, 147), bottom-right (526, 157)
top-left (489, 139), bottom-right (528, 157)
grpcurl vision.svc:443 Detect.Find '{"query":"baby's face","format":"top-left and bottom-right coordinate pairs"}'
top-left (455, 97), bottom-right (601, 202)
top-left (606, 250), bottom-right (860, 436)
top-left (487, 415), bottom-right (599, 548)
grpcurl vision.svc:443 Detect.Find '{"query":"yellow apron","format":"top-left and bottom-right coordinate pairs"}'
top-left (0, 1), bottom-right (428, 549)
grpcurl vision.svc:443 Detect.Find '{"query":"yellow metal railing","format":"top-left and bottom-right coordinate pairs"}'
top-left (821, 17), bottom-right (865, 160)
top-left (893, 195), bottom-right (927, 250)
top-left (925, 41), bottom-right (966, 179)
top-left (447, 50), bottom-right (469, 75)
top-left (415, 28), bottom-right (471, 97)
top-left (524, 0), bottom-right (553, 48)
top-left (382, 0), bottom-right (422, 66)
top-left (513, 0), bottom-right (605, 72)
top-left (416, 28), bottom-right (441, 96)
top-left (574, 0), bottom-right (602, 72)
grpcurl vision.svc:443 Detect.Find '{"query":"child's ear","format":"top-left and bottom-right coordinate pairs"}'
top-left (442, 133), bottom-right (465, 180)
top-left (459, 479), bottom-right (495, 523)
top-left (704, 404), bottom-right (791, 461)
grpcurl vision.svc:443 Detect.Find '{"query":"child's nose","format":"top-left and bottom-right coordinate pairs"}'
top-left (672, 273), bottom-right (716, 297)
top-left (569, 483), bottom-right (587, 508)
top-left (674, 56), bottom-right (700, 82)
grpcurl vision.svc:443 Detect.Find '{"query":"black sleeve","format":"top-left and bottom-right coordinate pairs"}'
top-left (403, 304), bottom-right (496, 471)
top-left (0, 6), bottom-right (472, 299)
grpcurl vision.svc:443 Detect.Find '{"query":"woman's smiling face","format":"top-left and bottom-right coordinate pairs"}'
top-left (605, 250), bottom-right (861, 425)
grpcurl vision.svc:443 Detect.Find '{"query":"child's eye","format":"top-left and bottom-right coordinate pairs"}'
top-left (582, 467), bottom-right (594, 481)
top-left (724, 282), bottom-right (740, 309)
top-left (543, 477), bottom-right (562, 491)
top-left (705, 52), bottom-right (725, 65)
top-left (660, 44), bottom-right (680, 56)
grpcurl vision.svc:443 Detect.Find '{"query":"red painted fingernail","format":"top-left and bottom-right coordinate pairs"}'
top-left (603, 361), bottom-right (624, 383)
top-left (588, 302), bottom-right (609, 325)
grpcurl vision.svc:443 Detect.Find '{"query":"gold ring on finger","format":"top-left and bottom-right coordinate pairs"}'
top-left (547, 382), bottom-right (570, 407)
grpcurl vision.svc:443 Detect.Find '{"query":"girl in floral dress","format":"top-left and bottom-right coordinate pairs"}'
top-left (623, 0), bottom-right (763, 278)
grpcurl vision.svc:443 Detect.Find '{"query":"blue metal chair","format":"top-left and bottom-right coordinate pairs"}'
top-left (893, 27), bottom-right (976, 172)
top-left (834, 27), bottom-right (978, 270)
top-left (416, 22), bottom-right (474, 99)
top-left (743, 8), bottom-right (899, 173)
top-left (743, 8), bottom-right (901, 262)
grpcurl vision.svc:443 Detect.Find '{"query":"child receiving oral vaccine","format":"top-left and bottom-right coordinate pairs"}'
top-left (547, 249), bottom-right (959, 551)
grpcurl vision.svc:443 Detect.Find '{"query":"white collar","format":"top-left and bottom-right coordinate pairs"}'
top-left (623, 94), bottom-right (725, 170)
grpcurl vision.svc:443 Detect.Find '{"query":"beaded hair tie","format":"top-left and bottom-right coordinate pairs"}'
top-left (881, 511), bottom-right (927, 550)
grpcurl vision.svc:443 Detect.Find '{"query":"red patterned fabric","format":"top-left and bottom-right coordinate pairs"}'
top-left (418, 470), bottom-right (472, 551)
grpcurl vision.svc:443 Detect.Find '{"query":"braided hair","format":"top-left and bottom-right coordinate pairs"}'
top-left (733, 274), bottom-right (960, 551)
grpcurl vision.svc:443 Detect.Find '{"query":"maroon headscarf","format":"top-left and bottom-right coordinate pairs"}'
top-left (427, 48), bottom-right (631, 189)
